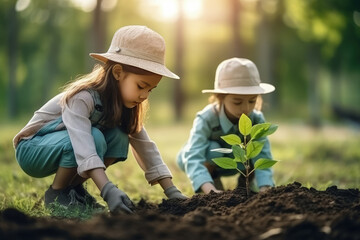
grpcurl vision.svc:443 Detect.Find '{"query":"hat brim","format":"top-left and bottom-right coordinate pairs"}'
top-left (202, 83), bottom-right (275, 95)
top-left (89, 53), bottom-right (180, 79)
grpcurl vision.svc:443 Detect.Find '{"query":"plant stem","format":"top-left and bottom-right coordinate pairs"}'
top-left (243, 135), bottom-right (250, 198)
top-left (236, 168), bottom-right (246, 178)
top-left (248, 168), bottom-right (255, 175)
top-left (245, 164), bottom-right (250, 198)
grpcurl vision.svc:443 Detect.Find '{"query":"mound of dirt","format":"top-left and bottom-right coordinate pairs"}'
top-left (1, 182), bottom-right (359, 240)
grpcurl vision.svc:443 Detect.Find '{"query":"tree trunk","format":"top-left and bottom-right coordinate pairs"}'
top-left (307, 44), bottom-right (321, 127)
top-left (230, 0), bottom-right (241, 56)
top-left (256, 0), bottom-right (276, 109)
top-left (42, 2), bottom-right (59, 103)
top-left (174, 0), bottom-right (185, 121)
top-left (93, 0), bottom-right (106, 53)
top-left (7, 3), bottom-right (17, 119)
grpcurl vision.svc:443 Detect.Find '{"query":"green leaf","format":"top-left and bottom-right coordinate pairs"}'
top-left (254, 158), bottom-right (278, 170)
top-left (251, 123), bottom-right (278, 140)
top-left (221, 134), bottom-right (242, 145)
top-left (212, 157), bottom-right (237, 169)
top-left (232, 145), bottom-right (246, 163)
top-left (266, 124), bottom-right (278, 136)
top-left (210, 148), bottom-right (232, 154)
top-left (246, 141), bottom-right (265, 159)
top-left (251, 123), bottom-right (270, 138)
top-left (239, 114), bottom-right (252, 136)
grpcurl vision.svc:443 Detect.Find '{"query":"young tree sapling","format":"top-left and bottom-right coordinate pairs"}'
top-left (211, 114), bottom-right (278, 197)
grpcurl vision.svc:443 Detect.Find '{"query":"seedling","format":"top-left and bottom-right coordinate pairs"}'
top-left (211, 114), bottom-right (278, 198)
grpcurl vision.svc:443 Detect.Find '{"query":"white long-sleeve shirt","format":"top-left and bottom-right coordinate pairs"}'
top-left (13, 90), bottom-right (172, 184)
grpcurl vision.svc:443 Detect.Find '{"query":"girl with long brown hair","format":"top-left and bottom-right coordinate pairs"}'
top-left (14, 25), bottom-right (187, 215)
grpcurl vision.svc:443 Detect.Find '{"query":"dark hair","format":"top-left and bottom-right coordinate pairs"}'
top-left (61, 61), bottom-right (154, 134)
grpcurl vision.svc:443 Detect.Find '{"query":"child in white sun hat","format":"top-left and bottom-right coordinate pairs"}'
top-left (177, 57), bottom-right (276, 194)
top-left (14, 25), bottom-right (187, 215)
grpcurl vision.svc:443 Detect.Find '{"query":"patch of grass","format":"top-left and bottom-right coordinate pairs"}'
top-left (270, 123), bottom-right (360, 190)
top-left (48, 202), bottom-right (104, 220)
top-left (1, 121), bottom-right (360, 218)
top-left (0, 164), bottom-right (52, 217)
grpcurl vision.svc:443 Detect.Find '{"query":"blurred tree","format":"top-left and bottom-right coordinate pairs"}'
top-left (5, 0), bottom-right (93, 118)
top-left (230, 0), bottom-right (241, 56)
top-left (1, 0), bottom-right (359, 124)
top-left (41, 1), bottom-right (60, 104)
top-left (174, 0), bottom-right (185, 121)
top-left (284, 0), bottom-right (360, 124)
top-left (256, 0), bottom-right (277, 111)
top-left (92, 0), bottom-right (106, 53)
top-left (6, 1), bottom-right (18, 119)
top-left (16, 1), bottom-right (66, 112)
top-left (307, 43), bottom-right (321, 126)
top-left (320, 1), bottom-right (360, 115)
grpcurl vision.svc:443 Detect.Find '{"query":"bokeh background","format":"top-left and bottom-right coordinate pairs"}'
top-left (2, 0), bottom-right (360, 123)
top-left (0, 0), bottom-right (360, 212)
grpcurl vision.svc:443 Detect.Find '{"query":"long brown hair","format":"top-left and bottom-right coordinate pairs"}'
top-left (60, 61), bottom-right (151, 134)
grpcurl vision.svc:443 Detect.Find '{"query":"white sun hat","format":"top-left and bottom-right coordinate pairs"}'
top-left (202, 58), bottom-right (275, 94)
top-left (90, 25), bottom-right (179, 79)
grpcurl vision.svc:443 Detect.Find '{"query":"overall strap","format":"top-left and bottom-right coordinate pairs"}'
top-left (198, 104), bottom-right (223, 141)
top-left (86, 89), bottom-right (105, 130)
top-left (209, 105), bottom-right (224, 141)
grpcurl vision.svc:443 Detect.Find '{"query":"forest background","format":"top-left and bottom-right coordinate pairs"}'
top-left (1, 0), bottom-right (360, 123)
top-left (0, 0), bottom-right (360, 212)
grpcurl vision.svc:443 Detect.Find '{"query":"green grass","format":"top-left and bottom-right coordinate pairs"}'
top-left (269, 123), bottom-right (360, 189)
top-left (1, 120), bottom-right (360, 218)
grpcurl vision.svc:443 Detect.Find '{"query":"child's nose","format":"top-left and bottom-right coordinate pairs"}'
top-left (243, 103), bottom-right (250, 112)
top-left (140, 91), bottom-right (149, 99)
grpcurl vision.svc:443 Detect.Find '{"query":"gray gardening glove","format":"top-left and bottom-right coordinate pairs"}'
top-left (164, 186), bottom-right (188, 200)
top-left (101, 181), bottom-right (134, 214)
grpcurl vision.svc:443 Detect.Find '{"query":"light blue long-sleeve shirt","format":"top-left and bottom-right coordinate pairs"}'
top-left (177, 103), bottom-right (275, 192)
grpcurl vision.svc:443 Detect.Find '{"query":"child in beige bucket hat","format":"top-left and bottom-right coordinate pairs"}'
top-left (90, 25), bottom-right (179, 79)
top-left (13, 25), bottom-right (186, 216)
top-left (177, 57), bottom-right (276, 194)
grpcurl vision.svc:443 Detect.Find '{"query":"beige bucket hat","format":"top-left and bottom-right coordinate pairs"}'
top-left (202, 58), bottom-right (275, 94)
top-left (90, 25), bottom-right (179, 79)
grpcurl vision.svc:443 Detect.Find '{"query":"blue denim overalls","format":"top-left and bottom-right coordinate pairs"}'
top-left (15, 90), bottom-right (129, 178)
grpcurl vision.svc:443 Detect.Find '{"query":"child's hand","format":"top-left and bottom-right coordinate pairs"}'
top-left (259, 185), bottom-right (271, 192)
top-left (101, 181), bottom-right (135, 214)
top-left (164, 186), bottom-right (188, 200)
top-left (211, 189), bottom-right (223, 194)
top-left (201, 182), bottom-right (223, 194)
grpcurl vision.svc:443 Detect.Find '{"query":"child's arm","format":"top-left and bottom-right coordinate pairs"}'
top-left (129, 127), bottom-right (172, 183)
top-left (62, 91), bottom-right (136, 213)
top-left (129, 127), bottom-right (187, 199)
top-left (180, 115), bottom-right (217, 192)
top-left (62, 91), bottom-right (107, 179)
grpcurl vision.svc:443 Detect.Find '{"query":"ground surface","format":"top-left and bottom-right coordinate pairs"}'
top-left (1, 182), bottom-right (359, 240)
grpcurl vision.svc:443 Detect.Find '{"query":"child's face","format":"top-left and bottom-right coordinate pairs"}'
top-left (223, 94), bottom-right (258, 122)
top-left (118, 72), bottom-right (161, 108)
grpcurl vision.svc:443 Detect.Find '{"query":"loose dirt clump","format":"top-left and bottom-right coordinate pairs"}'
top-left (1, 182), bottom-right (359, 240)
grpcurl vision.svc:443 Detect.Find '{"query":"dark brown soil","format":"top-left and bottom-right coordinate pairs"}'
top-left (1, 182), bottom-right (360, 240)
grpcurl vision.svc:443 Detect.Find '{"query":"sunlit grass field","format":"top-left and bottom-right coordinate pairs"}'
top-left (1, 117), bottom-right (360, 217)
